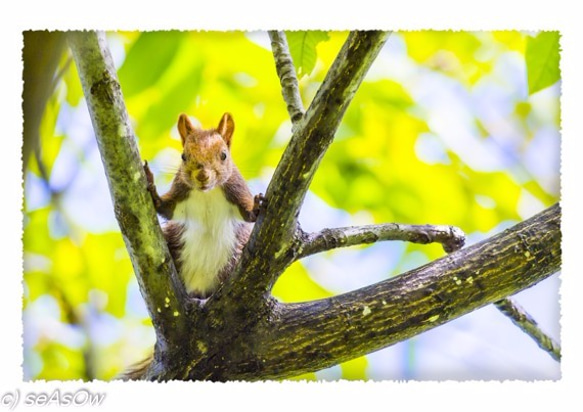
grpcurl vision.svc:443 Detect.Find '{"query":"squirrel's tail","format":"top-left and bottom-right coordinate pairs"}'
top-left (117, 354), bottom-right (153, 381)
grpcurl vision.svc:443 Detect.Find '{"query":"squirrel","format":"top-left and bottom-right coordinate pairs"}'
top-left (120, 113), bottom-right (263, 380)
top-left (143, 112), bottom-right (264, 299)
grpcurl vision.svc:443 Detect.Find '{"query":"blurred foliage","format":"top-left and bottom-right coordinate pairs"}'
top-left (22, 31), bottom-right (560, 381)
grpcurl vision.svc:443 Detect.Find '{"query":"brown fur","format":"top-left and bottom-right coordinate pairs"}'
top-left (161, 220), bottom-right (252, 299)
top-left (143, 112), bottom-right (263, 282)
top-left (144, 112), bottom-right (260, 221)
top-left (121, 113), bottom-right (263, 379)
top-left (162, 221), bottom-right (185, 275)
top-left (118, 353), bottom-right (153, 381)
top-left (143, 112), bottom-right (262, 296)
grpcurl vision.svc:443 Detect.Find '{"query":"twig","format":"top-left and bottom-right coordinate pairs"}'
top-left (494, 297), bottom-right (561, 362)
top-left (297, 223), bottom-right (465, 260)
top-left (268, 31), bottom-right (305, 130)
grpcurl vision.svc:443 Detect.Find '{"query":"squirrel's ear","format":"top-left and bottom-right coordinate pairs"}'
top-left (217, 112), bottom-right (234, 147)
top-left (177, 114), bottom-right (195, 145)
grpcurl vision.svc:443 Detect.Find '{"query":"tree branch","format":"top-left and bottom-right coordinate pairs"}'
top-left (222, 31), bottom-right (391, 303)
top-left (229, 204), bottom-right (561, 380)
top-left (268, 30), bottom-right (305, 130)
top-left (67, 31), bottom-right (189, 352)
top-left (297, 222), bottom-right (466, 260)
top-left (494, 297), bottom-right (561, 362)
top-left (297, 222), bottom-right (560, 363)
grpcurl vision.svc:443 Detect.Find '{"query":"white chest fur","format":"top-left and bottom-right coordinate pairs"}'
top-left (172, 187), bottom-right (241, 296)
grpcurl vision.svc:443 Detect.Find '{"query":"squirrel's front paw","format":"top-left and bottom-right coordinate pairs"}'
top-left (143, 161), bottom-right (163, 210)
top-left (252, 193), bottom-right (266, 220)
top-left (143, 161), bottom-right (155, 188)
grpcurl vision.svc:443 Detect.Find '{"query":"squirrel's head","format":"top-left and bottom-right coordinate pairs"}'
top-left (177, 113), bottom-right (235, 192)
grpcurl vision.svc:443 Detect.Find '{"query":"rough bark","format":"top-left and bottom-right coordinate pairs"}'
top-left (257, 204), bottom-right (561, 379)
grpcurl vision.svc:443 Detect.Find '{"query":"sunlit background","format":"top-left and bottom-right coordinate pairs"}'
top-left (23, 31), bottom-right (560, 381)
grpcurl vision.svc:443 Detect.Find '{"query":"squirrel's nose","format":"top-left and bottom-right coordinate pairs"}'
top-left (197, 170), bottom-right (210, 183)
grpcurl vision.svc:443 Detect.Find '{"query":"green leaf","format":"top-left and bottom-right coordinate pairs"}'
top-left (64, 55), bottom-right (84, 107)
top-left (136, 61), bottom-right (204, 143)
top-left (526, 31), bottom-right (561, 95)
top-left (118, 31), bottom-right (186, 97)
top-left (38, 94), bottom-right (64, 177)
top-left (286, 31), bottom-right (330, 77)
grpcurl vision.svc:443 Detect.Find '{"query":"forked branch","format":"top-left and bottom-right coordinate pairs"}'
top-left (263, 30), bottom-right (560, 369)
top-left (223, 31), bottom-right (391, 302)
top-left (235, 204), bottom-right (561, 380)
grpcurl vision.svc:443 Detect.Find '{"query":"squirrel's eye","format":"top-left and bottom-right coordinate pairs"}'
top-left (181, 153), bottom-right (186, 162)
top-left (220, 151), bottom-right (227, 161)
